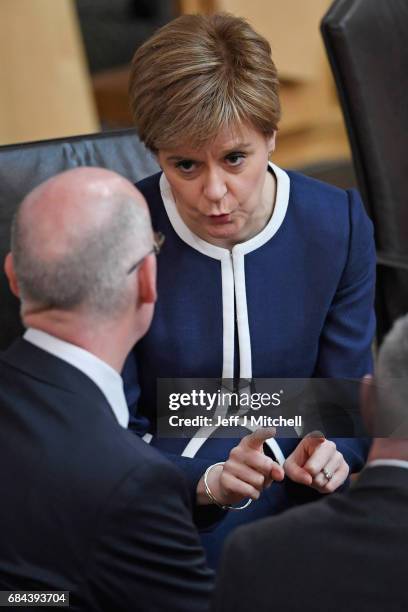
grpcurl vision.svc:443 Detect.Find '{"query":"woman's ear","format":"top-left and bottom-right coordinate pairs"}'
top-left (4, 252), bottom-right (20, 297)
top-left (153, 149), bottom-right (162, 170)
top-left (267, 131), bottom-right (276, 154)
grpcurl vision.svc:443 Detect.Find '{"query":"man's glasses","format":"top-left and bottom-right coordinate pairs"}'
top-left (127, 231), bottom-right (165, 275)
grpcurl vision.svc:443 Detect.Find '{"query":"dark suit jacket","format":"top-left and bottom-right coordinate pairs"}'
top-left (0, 339), bottom-right (213, 611)
top-left (213, 465), bottom-right (408, 612)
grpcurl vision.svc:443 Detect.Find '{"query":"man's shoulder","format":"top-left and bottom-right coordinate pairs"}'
top-left (0, 339), bottom-right (113, 417)
top-left (0, 343), bottom-right (188, 536)
top-left (0, 338), bottom-right (182, 491)
top-left (230, 493), bottom-right (350, 555)
top-left (111, 434), bottom-right (190, 507)
top-left (120, 430), bottom-right (184, 480)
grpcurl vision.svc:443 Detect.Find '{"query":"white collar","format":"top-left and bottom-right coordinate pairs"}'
top-left (366, 459), bottom-right (408, 471)
top-left (159, 161), bottom-right (290, 260)
top-left (24, 328), bottom-right (129, 428)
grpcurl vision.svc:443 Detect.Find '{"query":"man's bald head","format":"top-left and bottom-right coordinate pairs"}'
top-left (11, 167), bottom-right (153, 319)
top-left (18, 167), bottom-right (150, 257)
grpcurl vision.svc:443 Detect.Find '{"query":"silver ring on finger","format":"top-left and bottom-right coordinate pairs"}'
top-left (322, 467), bottom-right (333, 481)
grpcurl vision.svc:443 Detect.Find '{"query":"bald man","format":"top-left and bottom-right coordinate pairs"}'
top-left (0, 168), bottom-right (212, 611)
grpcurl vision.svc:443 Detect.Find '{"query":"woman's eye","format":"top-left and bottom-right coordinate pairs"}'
top-left (225, 154), bottom-right (245, 166)
top-left (175, 160), bottom-right (196, 173)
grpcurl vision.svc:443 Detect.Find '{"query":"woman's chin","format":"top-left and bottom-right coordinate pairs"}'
top-left (201, 222), bottom-right (244, 247)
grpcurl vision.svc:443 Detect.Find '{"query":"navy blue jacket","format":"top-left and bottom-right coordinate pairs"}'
top-left (123, 165), bottom-right (375, 565)
top-left (0, 339), bottom-right (212, 611)
top-left (213, 466), bottom-right (408, 612)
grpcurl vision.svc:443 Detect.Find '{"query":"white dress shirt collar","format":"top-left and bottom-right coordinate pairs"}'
top-left (366, 459), bottom-right (408, 471)
top-left (24, 328), bottom-right (129, 428)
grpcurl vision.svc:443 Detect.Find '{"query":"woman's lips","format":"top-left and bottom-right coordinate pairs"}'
top-left (208, 213), bottom-right (232, 225)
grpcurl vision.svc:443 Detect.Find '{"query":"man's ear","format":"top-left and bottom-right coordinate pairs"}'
top-left (4, 252), bottom-right (20, 297)
top-left (360, 374), bottom-right (375, 434)
top-left (137, 254), bottom-right (157, 305)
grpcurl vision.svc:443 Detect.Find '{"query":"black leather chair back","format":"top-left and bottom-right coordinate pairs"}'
top-left (321, 0), bottom-right (408, 342)
top-left (0, 129), bottom-right (159, 349)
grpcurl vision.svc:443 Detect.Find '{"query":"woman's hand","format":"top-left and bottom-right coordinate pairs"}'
top-left (196, 428), bottom-right (284, 506)
top-left (284, 433), bottom-right (350, 494)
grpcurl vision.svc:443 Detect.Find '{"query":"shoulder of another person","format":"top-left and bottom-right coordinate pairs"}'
top-left (230, 495), bottom-right (340, 554)
top-left (118, 432), bottom-right (190, 497)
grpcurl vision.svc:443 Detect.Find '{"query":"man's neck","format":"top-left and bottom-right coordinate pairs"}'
top-left (23, 311), bottom-right (135, 373)
top-left (368, 439), bottom-right (408, 463)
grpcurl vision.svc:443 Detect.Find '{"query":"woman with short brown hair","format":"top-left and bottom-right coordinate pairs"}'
top-left (129, 13), bottom-right (280, 152)
top-left (123, 13), bottom-right (375, 568)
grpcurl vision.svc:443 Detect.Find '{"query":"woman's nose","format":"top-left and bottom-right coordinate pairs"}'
top-left (203, 169), bottom-right (228, 203)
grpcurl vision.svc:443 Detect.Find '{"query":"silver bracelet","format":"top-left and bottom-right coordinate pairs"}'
top-left (203, 462), bottom-right (253, 511)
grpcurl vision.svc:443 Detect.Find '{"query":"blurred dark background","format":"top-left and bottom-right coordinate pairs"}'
top-left (75, 0), bottom-right (176, 73)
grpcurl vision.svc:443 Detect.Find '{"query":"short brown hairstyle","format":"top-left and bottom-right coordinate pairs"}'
top-left (129, 13), bottom-right (281, 151)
